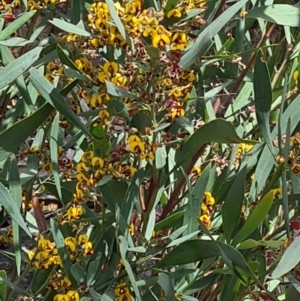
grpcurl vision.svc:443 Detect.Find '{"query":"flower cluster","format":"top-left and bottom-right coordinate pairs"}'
top-left (27, 0), bottom-right (57, 10)
top-left (47, 274), bottom-right (80, 301)
top-left (276, 132), bottom-right (300, 176)
top-left (236, 143), bottom-right (254, 159)
top-left (28, 235), bottom-right (93, 269)
top-left (199, 192), bottom-right (215, 228)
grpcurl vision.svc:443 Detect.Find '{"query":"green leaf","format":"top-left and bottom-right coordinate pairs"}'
top-left (49, 18), bottom-right (91, 36)
top-left (183, 164), bottom-right (210, 237)
top-left (237, 239), bottom-right (283, 250)
top-left (121, 169), bottom-right (144, 225)
top-left (86, 252), bottom-right (102, 286)
top-left (232, 190), bottom-right (274, 246)
top-left (105, 80), bottom-right (137, 99)
top-left (179, 0), bottom-right (247, 69)
top-left (246, 5), bottom-right (300, 27)
top-left (119, 236), bottom-right (141, 301)
top-left (29, 68), bottom-right (90, 137)
top-left (70, 0), bottom-right (85, 24)
top-left (0, 37), bottom-right (32, 47)
top-left (0, 103), bottom-right (53, 162)
top-left (0, 270), bottom-right (6, 301)
top-left (0, 46), bottom-right (42, 91)
top-left (272, 236), bottom-right (300, 278)
top-left (177, 119), bottom-right (257, 169)
top-left (222, 166), bottom-right (247, 243)
top-left (70, 262), bottom-right (86, 286)
top-left (9, 155), bottom-right (22, 276)
top-left (254, 52), bottom-right (273, 154)
top-left (50, 113), bottom-right (62, 201)
top-left (157, 274), bottom-right (176, 301)
top-left (0, 182), bottom-right (31, 237)
top-left (105, 0), bottom-right (133, 49)
top-left (1, 45), bottom-right (34, 110)
top-left (286, 286), bottom-right (300, 301)
top-left (158, 239), bottom-right (255, 279)
top-left (0, 11), bottom-right (35, 41)
top-left (155, 146), bottom-right (167, 170)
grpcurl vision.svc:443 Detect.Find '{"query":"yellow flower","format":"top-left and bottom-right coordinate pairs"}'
top-left (66, 291), bottom-right (80, 301)
top-left (152, 32), bottom-right (171, 48)
top-left (169, 88), bottom-right (182, 98)
top-left (38, 239), bottom-right (54, 251)
top-left (77, 234), bottom-right (88, 245)
top-left (28, 0), bottom-right (41, 10)
top-left (91, 157), bottom-right (104, 169)
top-left (171, 32), bottom-right (188, 51)
top-left (90, 93), bottom-right (110, 107)
top-left (50, 255), bottom-right (62, 267)
top-left (67, 205), bottom-right (83, 220)
top-left (271, 188), bottom-right (282, 198)
top-left (115, 283), bottom-right (132, 301)
top-left (128, 135), bottom-right (145, 153)
top-left (199, 214), bottom-right (211, 228)
top-left (204, 192), bottom-right (215, 206)
top-left (167, 8), bottom-right (182, 18)
top-left (54, 294), bottom-right (70, 301)
top-left (84, 241), bottom-right (93, 255)
top-left (201, 203), bottom-right (209, 215)
top-left (65, 237), bottom-right (77, 253)
top-left (77, 162), bottom-right (89, 173)
top-left (111, 74), bottom-right (127, 86)
top-left (28, 250), bottom-right (36, 261)
top-left (60, 277), bottom-right (72, 290)
top-left (81, 151), bottom-right (94, 162)
top-left (191, 166), bottom-right (201, 176)
top-left (294, 70), bottom-right (299, 85)
top-left (98, 110), bottom-right (110, 125)
top-left (76, 172), bottom-right (89, 183)
top-left (129, 223), bottom-right (135, 236)
top-left (90, 37), bottom-right (101, 48)
top-left (240, 10), bottom-right (248, 18)
top-left (35, 251), bottom-right (52, 269)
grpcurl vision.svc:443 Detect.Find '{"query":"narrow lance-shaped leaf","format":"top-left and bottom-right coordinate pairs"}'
top-left (246, 5), bottom-right (300, 27)
top-left (29, 68), bottom-right (90, 137)
top-left (222, 165), bottom-right (247, 243)
top-left (50, 113), bottom-right (62, 201)
top-left (254, 52), bottom-right (273, 154)
top-left (0, 182), bottom-right (31, 237)
top-left (0, 11), bottom-right (35, 41)
top-left (232, 190), bottom-right (274, 246)
top-left (175, 119), bottom-right (257, 170)
top-left (0, 270), bottom-right (7, 301)
top-left (49, 18), bottom-right (91, 36)
top-left (0, 103), bottom-right (53, 163)
top-left (272, 236), bottom-right (300, 279)
top-left (179, 0), bottom-right (247, 69)
top-left (9, 155), bottom-right (22, 276)
top-left (0, 46), bottom-right (42, 91)
top-left (183, 164), bottom-right (210, 237)
top-left (158, 239), bottom-right (256, 280)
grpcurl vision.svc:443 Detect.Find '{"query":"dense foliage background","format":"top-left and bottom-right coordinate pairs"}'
top-left (0, 0), bottom-right (300, 300)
